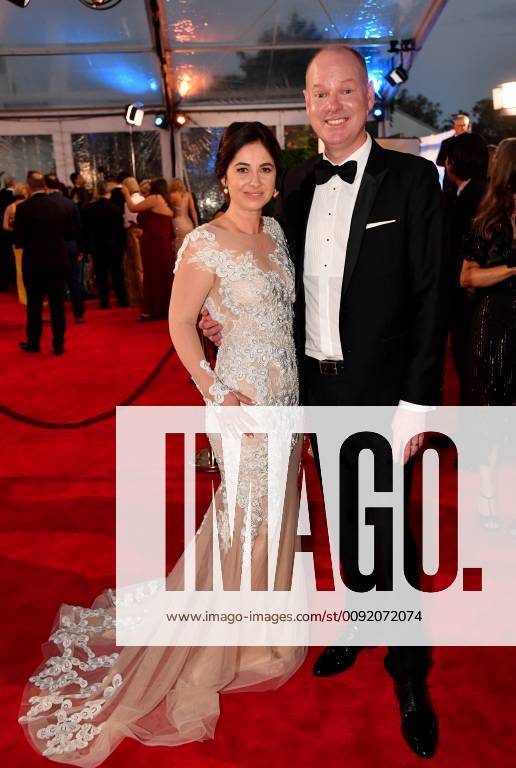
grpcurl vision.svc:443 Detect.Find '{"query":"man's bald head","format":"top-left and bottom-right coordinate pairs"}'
top-left (27, 171), bottom-right (46, 191)
top-left (303, 44), bottom-right (374, 162)
top-left (306, 45), bottom-right (369, 89)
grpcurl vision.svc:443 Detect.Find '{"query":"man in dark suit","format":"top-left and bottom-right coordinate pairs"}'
top-left (14, 172), bottom-right (70, 355)
top-left (69, 172), bottom-right (91, 211)
top-left (201, 46), bottom-right (447, 759)
top-left (278, 45), bottom-right (446, 760)
top-left (109, 172), bottom-right (129, 214)
top-left (0, 176), bottom-right (16, 291)
top-left (45, 174), bottom-right (85, 322)
top-left (436, 113), bottom-right (471, 198)
top-left (83, 181), bottom-right (127, 309)
top-left (444, 133), bottom-right (488, 399)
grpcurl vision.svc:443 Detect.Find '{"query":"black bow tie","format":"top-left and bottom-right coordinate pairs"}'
top-left (314, 157), bottom-right (358, 186)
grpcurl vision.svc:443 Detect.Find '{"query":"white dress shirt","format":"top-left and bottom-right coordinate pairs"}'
top-left (456, 179), bottom-right (471, 196)
top-left (303, 133), bottom-right (430, 412)
top-left (304, 132), bottom-right (372, 361)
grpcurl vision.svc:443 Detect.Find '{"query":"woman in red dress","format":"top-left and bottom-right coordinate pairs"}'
top-left (123, 178), bottom-right (175, 320)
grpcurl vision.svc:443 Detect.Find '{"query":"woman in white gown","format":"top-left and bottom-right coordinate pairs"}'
top-left (19, 122), bottom-right (306, 765)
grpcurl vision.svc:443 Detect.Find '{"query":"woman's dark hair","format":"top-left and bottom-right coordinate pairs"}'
top-left (446, 133), bottom-right (489, 181)
top-left (150, 177), bottom-right (173, 210)
top-left (473, 138), bottom-right (516, 240)
top-left (215, 122), bottom-right (282, 180)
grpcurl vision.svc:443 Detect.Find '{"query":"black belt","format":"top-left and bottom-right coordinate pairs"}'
top-left (305, 356), bottom-right (345, 375)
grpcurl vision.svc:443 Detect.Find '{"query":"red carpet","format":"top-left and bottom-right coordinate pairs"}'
top-left (1, 291), bottom-right (514, 767)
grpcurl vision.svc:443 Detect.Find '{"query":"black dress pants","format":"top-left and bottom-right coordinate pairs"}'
top-left (302, 355), bottom-right (430, 683)
top-left (0, 231), bottom-right (15, 291)
top-left (92, 245), bottom-right (127, 309)
top-left (24, 270), bottom-right (66, 350)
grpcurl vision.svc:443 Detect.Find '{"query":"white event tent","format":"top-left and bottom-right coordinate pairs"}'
top-left (0, 0), bottom-right (448, 219)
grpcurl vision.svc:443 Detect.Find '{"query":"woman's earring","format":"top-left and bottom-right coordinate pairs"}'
top-left (273, 189), bottom-right (279, 198)
top-left (223, 187), bottom-right (229, 194)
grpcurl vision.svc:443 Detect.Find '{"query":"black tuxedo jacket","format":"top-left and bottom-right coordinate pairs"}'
top-left (48, 191), bottom-right (82, 245)
top-left (447, 178), bottom-right (487, 274)
top-left (14, 193), bottom-right (69, 277)
top-left (110, 186), bottom-right (126, 215)
top-left (83, 198), bottom-right (125, 252)
top-left (0, 188), bottom-right (15, 222)
top-left (436, 135), bottom-right (457, 197)
top-left (277, 139), bottom-right (448, 406)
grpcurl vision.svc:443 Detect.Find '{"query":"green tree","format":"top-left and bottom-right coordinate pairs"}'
top-left (471, 98), bottom-right (516, 144)
top-left (392, 89), bottom-right (443, 130)
top-left (236, 12), bottom-right (321, 91)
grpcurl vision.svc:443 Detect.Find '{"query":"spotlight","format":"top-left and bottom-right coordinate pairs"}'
top-left (492, 82), bottom-right (516, 116)
top-left (173, 112), bottom-right (188, 128)
top-left (78, 0), bottom-right (123, 9)
top-left (125, 103), bottom-right (144, 127)
top-left (386, 66), bottom-right (408, 87)
top-left (372, 101), bottom-right (385, 121)
top-left (7, 0), bottom-right (31, 7)
top-left (154, 114), bottom-right (169, 129)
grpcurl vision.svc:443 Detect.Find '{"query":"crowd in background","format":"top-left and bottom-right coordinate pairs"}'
top-left (0, 169), bottom-right (199, 353)
top-left (436, 118), bottom-right (516, 532)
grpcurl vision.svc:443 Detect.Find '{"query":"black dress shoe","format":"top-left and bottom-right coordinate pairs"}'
top-left (312, 645), bottom-right (363, 677)
top-left (395, 680), bottom-right (438, 759)
top-left (19, 341), bottom-right (40, 353)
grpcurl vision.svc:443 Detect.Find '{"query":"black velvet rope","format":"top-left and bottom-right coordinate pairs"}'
top-left (0, 347), bottom-right (175, 430)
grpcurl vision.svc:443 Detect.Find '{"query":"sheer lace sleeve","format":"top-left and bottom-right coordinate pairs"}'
top-left (174, 226), bottom-right (221, 275)
top-left (170, 226), bottom-right (232, 404)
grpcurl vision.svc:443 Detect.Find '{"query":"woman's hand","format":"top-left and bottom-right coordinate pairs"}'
top-left (216, 390), bottom-right (257, 438)
top-left (221, 390), bottom-right (255, 407)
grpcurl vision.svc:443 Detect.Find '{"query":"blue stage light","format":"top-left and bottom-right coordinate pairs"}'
top-left (154, 114), bottom-right (169, 129)
top-left (372, 101), bottom-right (385, 121)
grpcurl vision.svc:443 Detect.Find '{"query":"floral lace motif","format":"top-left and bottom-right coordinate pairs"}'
top-left (176, 217), bottom-right (299, 550)
top-left (199, 359), bottom-right (233, 404)
top-left (19, 606), bottom-right (122, 756)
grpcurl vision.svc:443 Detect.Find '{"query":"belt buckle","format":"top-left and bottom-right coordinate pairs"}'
top-left (320, 360), bottom-right (338, 376)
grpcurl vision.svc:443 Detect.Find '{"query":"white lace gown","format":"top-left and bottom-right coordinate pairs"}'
top-left (19, 216), bottom-right (306, 765)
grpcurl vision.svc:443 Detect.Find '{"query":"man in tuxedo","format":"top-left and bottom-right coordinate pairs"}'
top-left (201, 45), bottom-right (447, 759)
top-left (14, 172), bottom-right (70, 355)
top-left (109, 172), bottom-right (129, 214)
top-left (444, 133), bottom-right (488, 398)
top-left (436, 113), bottom-right (471, 198)
top-left (83, 181), bottom-right (128, 309)
top-left (45, 174), bottom-right (85, 323)
top-left (70, 172), bottom-right (91, 211)
top-left (280, 44), bottom-right (446, 760)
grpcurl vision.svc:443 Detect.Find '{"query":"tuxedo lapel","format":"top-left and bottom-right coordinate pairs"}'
top-left (340, 140), bottom-right (389, 297)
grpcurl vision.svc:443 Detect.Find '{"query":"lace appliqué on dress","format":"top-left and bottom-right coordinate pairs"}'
top-left (174, 217), bottom-right (299, 551)
top-left (19, 607), bottom-right (122, 756)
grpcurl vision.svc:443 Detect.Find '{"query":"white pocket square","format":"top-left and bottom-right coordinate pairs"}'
top-left (365, 219), bottom-right (397, 229)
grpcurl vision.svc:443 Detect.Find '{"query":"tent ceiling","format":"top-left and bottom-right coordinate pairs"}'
top-left (0, 0), bottom-right (447, 113)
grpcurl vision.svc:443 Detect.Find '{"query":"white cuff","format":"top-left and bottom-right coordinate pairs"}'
top-left (398, 400), bottom-right (436, 413)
